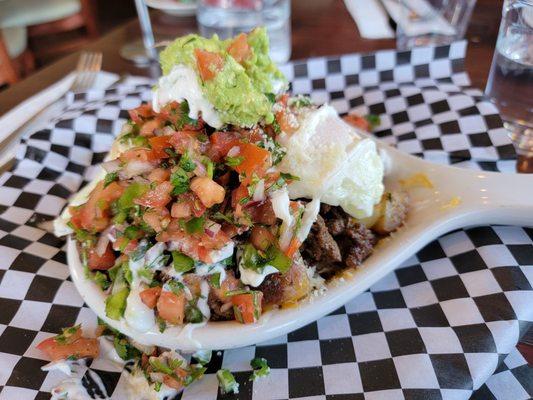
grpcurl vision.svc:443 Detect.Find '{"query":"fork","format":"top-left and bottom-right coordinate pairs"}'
top-left (0, 51), bottom-right (103, 172)
top-left (69, 51), bottom-right (103, 93)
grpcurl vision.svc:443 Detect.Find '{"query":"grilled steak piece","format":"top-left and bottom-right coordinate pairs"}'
top-left (258, 273), bottom-right (284, 306)
top-left (208, 292), bottom-right (234, 321)
top-left (302, 206), bottom-right (376, 278)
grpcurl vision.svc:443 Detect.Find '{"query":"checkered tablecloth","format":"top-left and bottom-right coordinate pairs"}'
top-left (0, 42), bottom-right (531, 400)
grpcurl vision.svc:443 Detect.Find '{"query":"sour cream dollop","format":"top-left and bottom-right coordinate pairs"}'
top-left (277, 104), bottom-right (384, 219)
top-left (152, 64), bottom-right (222, 128)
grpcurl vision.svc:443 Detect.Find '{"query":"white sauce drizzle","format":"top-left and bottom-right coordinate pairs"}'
top-left (152, 64), bottom-right (222, 129)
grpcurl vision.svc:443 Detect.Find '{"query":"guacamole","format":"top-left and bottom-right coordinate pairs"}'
top-left (159, 28), bottom-right (286, 127)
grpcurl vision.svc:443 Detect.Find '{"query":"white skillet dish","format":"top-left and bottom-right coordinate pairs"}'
top-left (68, 139), bottom-right (533, 352)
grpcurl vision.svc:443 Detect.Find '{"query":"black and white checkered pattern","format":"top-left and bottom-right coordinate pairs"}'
top-left (0, 43), bottom-right (531, 400)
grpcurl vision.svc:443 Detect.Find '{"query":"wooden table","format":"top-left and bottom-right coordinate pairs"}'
top-left (0, 0), bottom-right (503, 116)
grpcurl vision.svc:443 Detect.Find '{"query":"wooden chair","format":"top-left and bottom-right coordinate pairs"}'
top-left (0, 26), bottom-right (35, 86)
top-left (0, 0), bottom-right (98, 61)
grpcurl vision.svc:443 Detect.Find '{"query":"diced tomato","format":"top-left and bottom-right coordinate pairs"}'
top-left (195, 48), bottom-right (224, 81)
top-left (140, 286), bottom-right (162, 309)
top-left (140, 119), bottom-right (163, 137)
top-left (135, 181), bottom-right (173, 208)
top-left (113, 237), bottom-right (138, 255)
top-left (199, 228), bottom-right (230, 252)
top-left (70, 182), bottom-right (124, 233)
top-left (190, 176), bottom-right (225, 208)
top-left (148, 135), bottom-right (173, 159)
top-left (157, 291), bottom-right (186, 325)
top-left (119, 148), bottom-right (159, 163)
top-left (128, 103), bottom-right (153, 123)
top-left (163, 375), bottom-right (184, 391)
top-left (143, 207), bottom-right (171, 232)
top-left (207, 131), bottom-right (241, 162)
top-left (179, 192), bottom-right (206, 217)
top-left (231, 292), bottom-right (263, 324)
top-left (233, 143), bottom-right (271, 178)
top-left (227, 33), bottom-right (252, 63)
top-left (37, 333), bottom-right (99, 361)
top-left (343, 114), bottom-right (370, 131)
top-left (285, 237), bottom-right (301, 258)
top-left (171, 201), bottom-right (191, 219)
top-left (231, 183), bottom-right (249, 217)
top-left (250, 226), bottom-right (276, 252)
top-left (248, 200), bottom-right (277, 225)
top-left (210, 271), bottom-right (241, 301)
top-left (168, 130), bottom-right (199, 154)
top-left (87, 244), bottom-right (116, 270)
top-left (158, 102), bottom-right (204, 131)
top-left (147, 167), bottom-right (171, 183)
top-left (275, 109), bottom-right (298, 134)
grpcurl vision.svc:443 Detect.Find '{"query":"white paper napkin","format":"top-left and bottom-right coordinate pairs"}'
top-left (344, 0), bottom-right (395, 39)
top-left (0, 71), bottom-right (119, 169)
top-left (382, 0), bottom-right (456, 36)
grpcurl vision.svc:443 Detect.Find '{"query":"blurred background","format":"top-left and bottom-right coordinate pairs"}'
top-left (0, 0), bottom-right (503, 87)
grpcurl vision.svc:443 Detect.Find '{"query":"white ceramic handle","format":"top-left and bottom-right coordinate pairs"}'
top-left (431, 164), bottom-right (533, 228)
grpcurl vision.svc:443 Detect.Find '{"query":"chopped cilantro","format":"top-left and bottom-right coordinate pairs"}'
top-left (265, 92), bottom-right (276, 103)
top-left (179, 151), bottom-right (197, 172)
top-left (170, 167), bottom-right (190, 195)
top-left (175, 101), bottom-right (198, 130)
top-left (210, 272), bottom-right (221, 288)
top-left (186, 301), bottom-right (204, 323)
top-left (249, 357), bottom-right (270, 380)
top-left (114, 336), bottom-right (141, 361)
top-left (365, 114), bottom-right (381, 129)
top-left (167, 279), bottom-right (185, 295)
top-left (103, 172), bottom-right (118, 188)
top-left (289, 95), bottom-right (312, 108)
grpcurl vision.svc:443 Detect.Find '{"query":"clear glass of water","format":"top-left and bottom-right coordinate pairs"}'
top-left (196, 0), bottom-right (291, 64)
top-left (485, 0), bottom-right (533, 173)
top-left (396, 0), bottom-right (477, 49)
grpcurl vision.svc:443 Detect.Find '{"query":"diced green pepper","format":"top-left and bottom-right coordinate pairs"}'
top-left (172, 251), bottom-right (195, 273)
top-left (118, 183), bottom-right (149, 210)
top-left (105, 287), bottom-right (130, 320)
top-left (149, 358), bottom-right (174, 375)
top-left (216, 369), bottom-right (239, 394)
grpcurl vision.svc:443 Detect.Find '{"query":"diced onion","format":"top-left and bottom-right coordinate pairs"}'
top-left (101, 159), bottom-right (120, 173)
top-left (95, 231), bottom-right (111, 256)
top-left (252, 179), bottom-right (265, 202)
top-left (227, 146), bottom-right (240, 157)
top-left (120, 160), bottom-right (154, 179)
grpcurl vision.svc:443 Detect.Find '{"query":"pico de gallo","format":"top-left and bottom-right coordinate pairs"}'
top-left (65, 87), bottom-right (321, 331)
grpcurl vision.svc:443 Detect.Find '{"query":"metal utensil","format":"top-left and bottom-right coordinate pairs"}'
top-left (0, 51), bottom-right (103, 172)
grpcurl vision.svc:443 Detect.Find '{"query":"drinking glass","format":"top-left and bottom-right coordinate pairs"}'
top-left (396, 0), bottom-right (477, 49)
top-left (485, 0), bottom-right (533, 173)
top-left (196, 0), bottom-right (291, 64)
